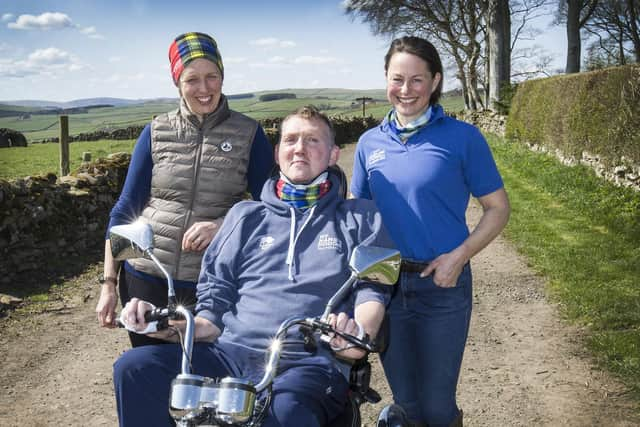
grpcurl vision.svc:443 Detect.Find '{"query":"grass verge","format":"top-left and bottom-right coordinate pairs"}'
top-left (488, 134), bottom-right (640, 398)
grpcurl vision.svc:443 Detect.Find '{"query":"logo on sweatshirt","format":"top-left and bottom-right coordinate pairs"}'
top-left (259, 236), bottom-right (275, 251)
top-left (317, 234), bottom-right (342, 251)
top-left (368, 148), bottom-right (385, 166)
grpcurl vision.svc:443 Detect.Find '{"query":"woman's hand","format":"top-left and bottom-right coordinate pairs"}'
top-left (422, 251), bottom-right (466, 288)
top-left (182, 219), bottom-right (223, 252)
top-left (96, 281), bottom-right (118, 328)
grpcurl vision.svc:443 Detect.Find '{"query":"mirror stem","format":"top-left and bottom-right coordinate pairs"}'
top-left (145, 249), bottom-right (177, 303)
top-left (321, 272), bottom-right (358, 321)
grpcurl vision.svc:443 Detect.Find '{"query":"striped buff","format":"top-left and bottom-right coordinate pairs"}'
top-left (387, 106), bottom-right (432, 142)
top-left (276, 177), bottom-right (332, 211)
top-left (169, 32), bottom-right (224, 85)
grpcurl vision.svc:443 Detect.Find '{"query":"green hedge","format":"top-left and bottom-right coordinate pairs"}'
top-left (506, 64), bottom-right (640, 167)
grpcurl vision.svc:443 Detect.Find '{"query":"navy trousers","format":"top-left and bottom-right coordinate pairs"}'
top-left (113, 341), bottom-right (350, 427)
top-left (381, 263), bottom-right (472, 427)
top-left (118, 268), bottom-right (197, 347)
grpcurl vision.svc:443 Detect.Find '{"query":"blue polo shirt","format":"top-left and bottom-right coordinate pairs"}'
top-left (350, 104), bottom-right (504, 261)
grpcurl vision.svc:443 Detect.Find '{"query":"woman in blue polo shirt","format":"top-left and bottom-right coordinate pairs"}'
top-left (351, 36), bottom-right (510, 427)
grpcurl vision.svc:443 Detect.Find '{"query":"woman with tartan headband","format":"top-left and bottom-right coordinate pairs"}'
top-left (350, 36), bottom-right (511, 427)
top-left (96, 32), bottom-right (274, 347)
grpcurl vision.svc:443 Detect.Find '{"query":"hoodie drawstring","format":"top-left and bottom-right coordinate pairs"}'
top-left (286, 205), bottom-right (317, 281)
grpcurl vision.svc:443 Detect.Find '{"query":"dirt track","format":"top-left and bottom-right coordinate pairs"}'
top-left (1, 144), bottom-right (638, 426)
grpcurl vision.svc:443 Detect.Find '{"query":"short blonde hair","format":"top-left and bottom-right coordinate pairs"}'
top-left (280, 105), bottom-right (335, 146)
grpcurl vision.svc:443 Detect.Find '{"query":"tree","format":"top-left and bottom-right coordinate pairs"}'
top-left (583, 38), bottom-right (629, 69)
top-left (556, 0), bottom-right (599, 73)
top-left (345, 0), bottom-right (551, 111)
top-left (583, 0), bottom-right (640, 65)
top-left (344, 0), bottom-right (488, 110)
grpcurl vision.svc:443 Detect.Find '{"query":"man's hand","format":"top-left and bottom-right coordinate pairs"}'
top-left (120, 297), bottom-right (156, 332)
top-left (326, 312), bottom-right (367, 361)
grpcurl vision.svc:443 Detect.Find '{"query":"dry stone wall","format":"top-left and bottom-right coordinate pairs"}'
top-left (0, 153), bottom-right (130, 288)
top-left (459, 109), bottom-right (639, 192)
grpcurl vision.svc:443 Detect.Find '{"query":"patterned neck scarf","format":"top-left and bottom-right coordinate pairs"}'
top-left (386, 106), bottom-right (432, 142)
top-left (276, 172), bottom-right (332, 211)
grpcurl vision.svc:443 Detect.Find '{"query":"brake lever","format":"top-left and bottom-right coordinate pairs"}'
top-left (308, 318), bottom-right (375, 352)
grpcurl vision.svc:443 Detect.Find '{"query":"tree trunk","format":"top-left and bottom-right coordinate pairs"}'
top-left (466, 71), bottom-right (480, 111)
top-left (484, 37), bottom-right (490, 108)
top-left (628, 0), bottom-right (640, 62)
top-left (566, 0), bottom-right (582, 73)
top-left (488, 0), bottom-right (511, 111)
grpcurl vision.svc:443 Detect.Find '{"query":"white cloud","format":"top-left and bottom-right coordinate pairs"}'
top-left (224, 56), bottom-right (248, 64)
top-left (79, 25), bottom-right (105, 40)
top-left (28, 47), bottom-right (73, 65)
top-left (249, 37), bottom-right (297, 49)
top-left (250, 37), bottom-right (278, 47)
top-left (6, 12), bottom-right (104, 39)
top-left (8, 12), bottom-right (73, 30)
top-left (248, 61), bottom-right (291, 70)
top-left (268, 56), bottom-right (287, 64)
top-left (293, 56), bottom-right (338, 65)
top-left (0, 47), bottom-right (86, 78)
top-left (105, 73), bottom-right (147, 84)
top-left (108, 56), bottom-right (122, 63)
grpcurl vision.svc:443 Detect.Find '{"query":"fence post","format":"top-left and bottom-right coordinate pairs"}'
top-left (59, 115), bottom-right (69, 176)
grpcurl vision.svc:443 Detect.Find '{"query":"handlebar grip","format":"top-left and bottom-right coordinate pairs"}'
top-left (144, 307), bottom-right (169, 322)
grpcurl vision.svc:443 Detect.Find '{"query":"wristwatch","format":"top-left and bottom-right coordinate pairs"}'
top-left (99, 276), bottom-right (117, 286)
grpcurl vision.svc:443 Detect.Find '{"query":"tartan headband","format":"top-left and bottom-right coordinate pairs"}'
top-left (169, 32), bottom-right (224, 85)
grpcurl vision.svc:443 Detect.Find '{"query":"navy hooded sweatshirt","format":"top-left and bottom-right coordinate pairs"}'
top-left (195, 169), bottom-right (395, 358)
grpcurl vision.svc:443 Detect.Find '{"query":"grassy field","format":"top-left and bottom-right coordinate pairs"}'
top-left (489, 134), bottom-right (640, 398)
top-left (0, 102), bottom-right (177, 142)
top-left (0, 139), bottom-right (136, 180)
top-left (0, 89), bottom-right (465, 143)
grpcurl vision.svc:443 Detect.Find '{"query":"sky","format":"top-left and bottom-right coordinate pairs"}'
top-left (0, 0), bottom-right (567, 102)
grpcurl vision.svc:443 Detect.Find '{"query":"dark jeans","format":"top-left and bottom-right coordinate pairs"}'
top-left (113, 342), bottom-right (349, 427)
top-left (118, 268), bottom-right (197, 347)
top-left (381, 263), bottom-right (472, 427)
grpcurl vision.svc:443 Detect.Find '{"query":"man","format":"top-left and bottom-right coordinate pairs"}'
top-left (114, 106), bottom-right (395, 427)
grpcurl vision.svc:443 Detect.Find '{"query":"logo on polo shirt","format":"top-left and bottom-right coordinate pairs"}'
top-left (368, 148), bottom-right (385, 166)
top-left (259, 236), bottom-right (275, 251)
top-left (318, 234), bottom-right (342, 251)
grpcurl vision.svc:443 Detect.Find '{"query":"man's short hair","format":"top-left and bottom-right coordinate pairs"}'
top-left (280, 105), bottom-right (336, 145)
